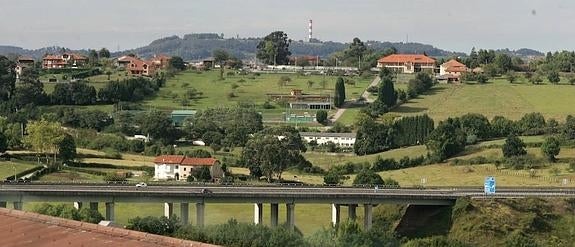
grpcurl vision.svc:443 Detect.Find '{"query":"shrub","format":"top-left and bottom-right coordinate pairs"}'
top-left (541, 136), bottom-right (560, 162)
top-left (315, 110), bottom-right (328, 125)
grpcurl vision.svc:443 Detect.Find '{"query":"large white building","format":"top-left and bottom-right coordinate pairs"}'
top-left (153, 155), bottom-right (223, 181)
top-left (300, 132), bottom-right (357, 147)
top-left (377, 54), bottom-right (436, 74)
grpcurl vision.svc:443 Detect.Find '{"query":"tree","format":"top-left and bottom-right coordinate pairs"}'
top-left (502, 134), bottom-right (527, 158)
top-left (58, 134), bottom-right (76, 163)
top-left (506, 71), bottom-right (517, 83)
top-left (541, 136), bottom-right (560, 162)
top-left (378, 76), bottom-right (397, 108)
top-left (256, 31), bottom-right (291, 65)
top-left (547, 70), bottom-right (560, 84)
top-left (323, 170), bottom-right (347, 185)
top-left (139, 111), bottom-right (180, 145)
top-left (0, 131), bottom-right (7, 153)
top-left (562, 115), bottom-right (575, 140)
top-left (88, 49), bottom-right (99, 63)
top-left (169, 56), bottom-right (186, 71)
top-left (491, 116), bottom-right (516, 138)
top-left (316, 110), bottom-right (328, 125)
top-left (333, 77), bottom-right (346, 107)
top-left (24, 120), bottom-right (65, 163)
top-left (517, 112), bottom-right (546, 135)
top-left (190, 167), bottom-right (212, 182)
top-left (241, 131), bottom-right (307, 182)
top-left (352, 169), bottom-right (384, 185)
top-left (213, 49), bottom-right (230, 79)
top-left (459, 113), bottom-right (491, 140)
top-left (426, 118), bottom-right (467, 161)
top-left (98, 48), bottom-right (111, 58)
top-left (0, 56), bottom-right (16, 101)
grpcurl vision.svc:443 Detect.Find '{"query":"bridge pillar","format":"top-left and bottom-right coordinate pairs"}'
top-left (0, 202), bottom-right (6, 208)
top-left (180, 203), bottom-right (189, 225)
top-left (270, 203), bottom-right (279, 227)
top-left (73, 202), bottom-right (83, 210)
top-left (363, 204), bottom-right (373, 230)
top-left (196, 202), bottom-right (205, 227)
top-left (105, 202), bottom-right (115, 221)
top-left (13, 202), bottom-right (22, 210)
top-left (331, 204), bottom-right (341, 227)
top-left (254, 203), bottom-right (264, 225)
top-left (164, 203), bottom-right (174, 218)
top-left (348, 204), bottom-right (357, 221)
top-left (89, 202), bottom-right (98, 211)
top-left (286, 203), bottom-right (295, 230)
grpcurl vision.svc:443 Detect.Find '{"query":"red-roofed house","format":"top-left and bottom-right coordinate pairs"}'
top-left (154, 155), bottom-right (223, 181)
top-left (15, 56), bottom-right (35, 80)
top-left (377, 54), bottom-right (436, 74)
top-left (440, 59), bottom-right (468, 75)
top-left (117, 54), bottom-right (171, 76)
top-left (42, 53), bottom-right (88, 69)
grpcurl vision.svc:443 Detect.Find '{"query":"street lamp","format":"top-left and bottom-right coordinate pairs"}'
top-left (13, 165), bottom-right (16, 181)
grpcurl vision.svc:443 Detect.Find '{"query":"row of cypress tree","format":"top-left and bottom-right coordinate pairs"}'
top-left (393, 114), bottom-right (435, 147)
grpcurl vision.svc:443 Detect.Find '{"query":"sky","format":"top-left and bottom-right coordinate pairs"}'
top-left (1, 0), bottom-right (575, 53)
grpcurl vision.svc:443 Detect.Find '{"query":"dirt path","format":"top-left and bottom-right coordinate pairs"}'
top-left (330, 76), bottom-right (380, 123)
top-left (362, 76), bottom-right (381, 103)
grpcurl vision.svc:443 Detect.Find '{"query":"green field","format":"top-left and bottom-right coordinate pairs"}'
top-left (0, 161), bottom-right (39, 179)
top-left (144, 70), bottom-right (372, 111)
top-left (391, 79), bottom-right (575, 121)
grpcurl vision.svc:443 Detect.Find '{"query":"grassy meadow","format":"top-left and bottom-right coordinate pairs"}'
top-left (143, 70), bottom-right (372, 111)
top-left (391, 78), bottom-right (575, 121)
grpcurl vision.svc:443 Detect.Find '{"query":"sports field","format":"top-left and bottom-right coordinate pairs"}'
top-left (391, 79), bottom-right (575, 121)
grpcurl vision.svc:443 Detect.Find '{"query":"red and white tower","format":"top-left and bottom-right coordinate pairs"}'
top-left (308, 19), bottom-right (313, 42)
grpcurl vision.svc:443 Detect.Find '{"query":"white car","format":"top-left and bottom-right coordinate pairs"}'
top-left (135, 182), bottom-right (147, 188)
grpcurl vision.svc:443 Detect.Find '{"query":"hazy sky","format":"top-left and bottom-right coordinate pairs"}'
top-left (1, 0), bottom-right (574, 53)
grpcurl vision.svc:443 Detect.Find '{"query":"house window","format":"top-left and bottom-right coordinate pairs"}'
top-left (183, 168), bottom-right (186, 171)
top-left (176, 165), bottom-right (179, 169)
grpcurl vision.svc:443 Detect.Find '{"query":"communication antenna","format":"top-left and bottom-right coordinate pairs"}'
top-left (308, 19), bottom-right (313, 42)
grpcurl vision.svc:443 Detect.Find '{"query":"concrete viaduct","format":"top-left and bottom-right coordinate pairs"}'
top-left (1, 184), bottom-right (574, 230)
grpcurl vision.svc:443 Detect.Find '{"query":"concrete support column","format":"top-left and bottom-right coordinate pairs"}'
top-left (331, 204), bottom-right (341, 227)
top-left (0, 202), bottom-right (6, 208)
top-left (270, 203), bottom-right (279, 227)
top-left (13, 202), bottom-right (22, 210)
top-left (105, 202), bottom-right (115, 222)
top-left (196, 202), bottom-right (205, 227)
top-left (89, 202), bottom-right (98, 211)
top-left (286, 203), bottom-right (295, 230)
top-left (348, 204), bottom-right (357, 221)
top-left (164, 203), bottom-right (174, 218)
top-left (254, 203), bottom-right (264, 225)
top-left (73, 202), bottom-right (83, 210)
top-left (363, 204), bottom-right (373, 230)
top-left (180, 203), bottom-right (189, 225)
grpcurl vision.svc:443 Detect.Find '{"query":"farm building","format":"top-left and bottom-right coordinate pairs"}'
top-left (438, 59), bottom-right (468, 82)
top-left (377, 54), bottom-right (436, 74)
top-left (153, 155), bottom-right (223, 181)
top-left (300, 132), bottom-right (357, 147)
top-left (268, 89), bottom-right (331, 110)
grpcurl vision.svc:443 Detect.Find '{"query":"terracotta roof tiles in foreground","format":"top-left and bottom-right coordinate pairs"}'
top-left (0, 208), bottom-right (218, 247)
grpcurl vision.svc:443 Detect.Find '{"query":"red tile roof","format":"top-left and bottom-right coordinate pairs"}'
top-left (0, 208), bottom-right (218, 247)
top-left (153, 155), bottom-right (185, 164)
top-left (43, 55), bottom-right (63, 60)
top-left (378, 54), bottom-right (436, 64)
top-left (154, 156), bottom-right (218, 166)
top-left (442, 59), bottom-right (468, 72)
top-left (181, 157), bottom-right (218, 166)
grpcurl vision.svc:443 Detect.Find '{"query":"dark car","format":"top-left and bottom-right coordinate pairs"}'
top-left (201, 188), bottom-right (212, 194)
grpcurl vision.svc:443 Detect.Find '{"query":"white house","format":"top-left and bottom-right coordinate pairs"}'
top-left (153, 155), bottom-right (223, 181)
top-left (300, 132), bottom-right (357, 147)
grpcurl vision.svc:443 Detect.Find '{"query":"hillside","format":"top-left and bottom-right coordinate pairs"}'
top-left (117, 33), bottom-right (465, 60)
